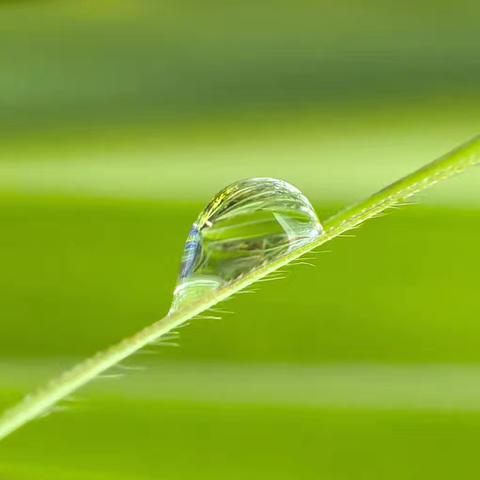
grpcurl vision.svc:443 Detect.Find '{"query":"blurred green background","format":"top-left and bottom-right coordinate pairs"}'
top-left (0, 0), bottom-right (479, 478)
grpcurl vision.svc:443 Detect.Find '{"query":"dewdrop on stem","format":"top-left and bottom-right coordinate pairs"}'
top-left (170, 178), bottom-right (324, 312)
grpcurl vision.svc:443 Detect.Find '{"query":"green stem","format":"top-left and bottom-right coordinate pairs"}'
top-left (0, 136), bottom-right (478, 441)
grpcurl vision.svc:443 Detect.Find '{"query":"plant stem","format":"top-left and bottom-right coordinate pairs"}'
top-left (0, 136), bottom-right (479, 441)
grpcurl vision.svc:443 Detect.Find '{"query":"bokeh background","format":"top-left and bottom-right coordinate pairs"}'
top-left (0, 1), bottom-right (479, 478)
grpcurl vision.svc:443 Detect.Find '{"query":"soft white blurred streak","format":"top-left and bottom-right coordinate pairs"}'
top-left (4, 360), bottom-right (480, 411)
top-left (0, 131), bottom-right (478, 207)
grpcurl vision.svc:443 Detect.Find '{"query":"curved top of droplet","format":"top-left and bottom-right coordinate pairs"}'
top-left (170, 177), bottom-right (323, 312)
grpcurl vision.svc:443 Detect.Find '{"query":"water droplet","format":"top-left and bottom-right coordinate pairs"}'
top-left (170, 178), bottom-right (323, 312)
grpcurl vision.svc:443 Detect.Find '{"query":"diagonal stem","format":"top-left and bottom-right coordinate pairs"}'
top-left (0, 135), bottom-right (478, 441)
